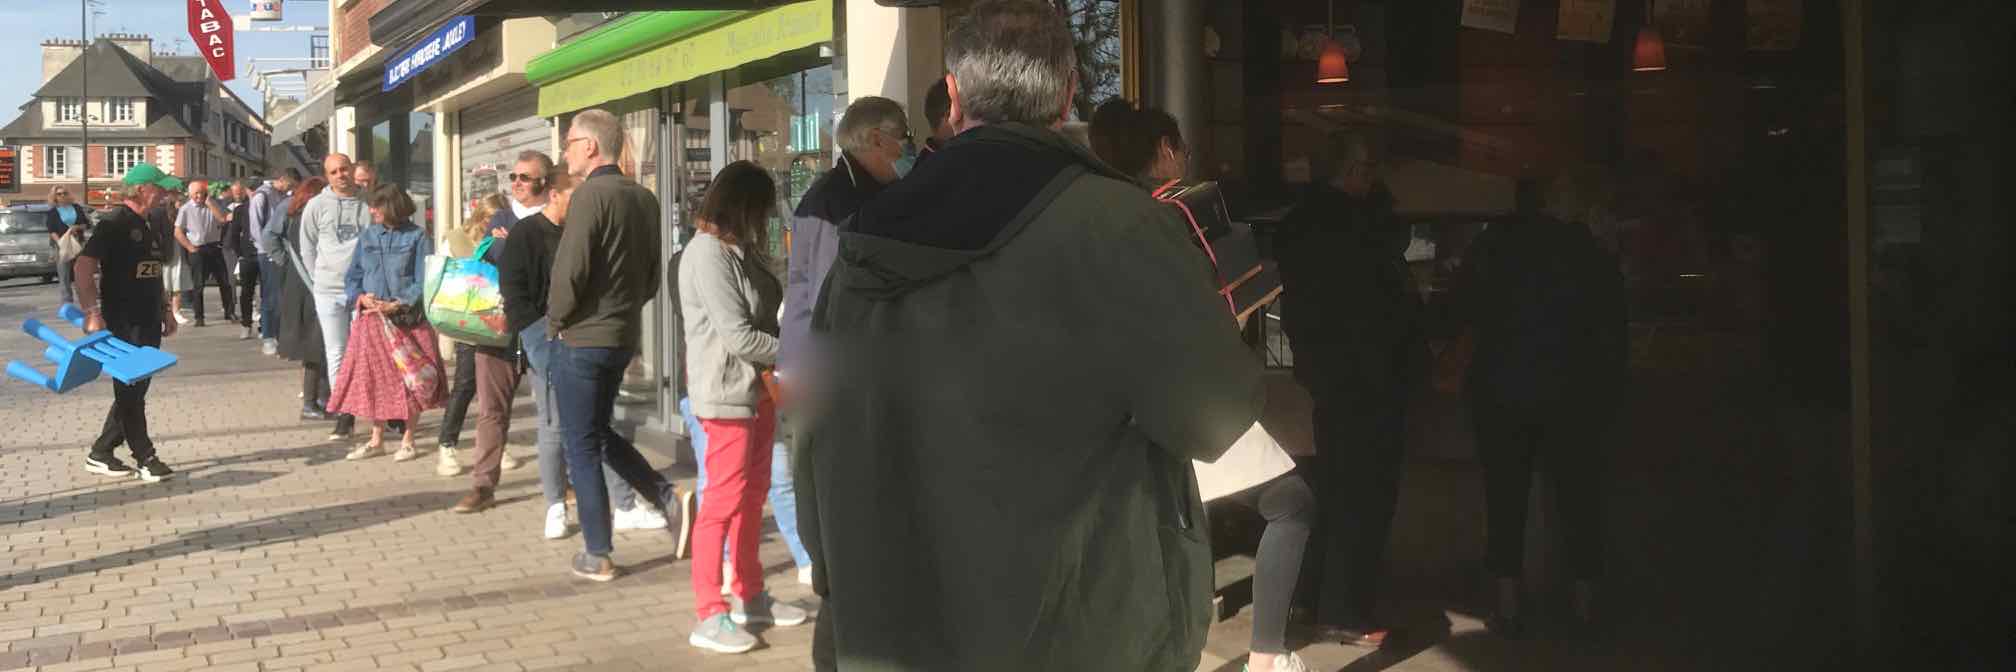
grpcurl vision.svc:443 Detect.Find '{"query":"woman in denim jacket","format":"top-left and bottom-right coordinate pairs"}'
top-left (328, 184), bottom-right (445, 463)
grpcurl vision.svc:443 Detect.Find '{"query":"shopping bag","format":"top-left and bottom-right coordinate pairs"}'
top-left (424, 237), bottom-right (510, 346)
top-left (377, 311), bottom-right (444, 402)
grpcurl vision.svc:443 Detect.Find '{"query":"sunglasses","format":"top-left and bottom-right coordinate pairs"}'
top-left (509, 173), bottom-right (546, 184)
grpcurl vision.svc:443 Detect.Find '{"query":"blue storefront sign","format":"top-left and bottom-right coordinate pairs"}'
top-left (384, 15), bottom-right (475, 92)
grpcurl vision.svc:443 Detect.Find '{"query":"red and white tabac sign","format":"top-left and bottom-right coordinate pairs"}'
top-left (188, 0), bottom-right (237, 81)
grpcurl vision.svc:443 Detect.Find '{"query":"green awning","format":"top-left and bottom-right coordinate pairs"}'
top-left (530, 0), bottom-right (833, 117)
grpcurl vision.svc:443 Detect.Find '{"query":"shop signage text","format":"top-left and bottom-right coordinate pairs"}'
top-left (537, 0), bottom-right (833, 117)
top-left (187, 0), bottom-right (237, 82)
top-left (385, 15), bottom-right (476, 92)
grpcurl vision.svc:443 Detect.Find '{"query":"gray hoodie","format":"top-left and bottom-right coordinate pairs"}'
top-left (299, 188), bottom-right (368, 298)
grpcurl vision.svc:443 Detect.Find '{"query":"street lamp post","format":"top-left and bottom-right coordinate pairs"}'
top-left (80, 0), bottom-right (89, 205)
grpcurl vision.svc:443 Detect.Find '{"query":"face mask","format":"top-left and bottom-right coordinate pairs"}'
top-left (891, 142), bottom-right (919, 180)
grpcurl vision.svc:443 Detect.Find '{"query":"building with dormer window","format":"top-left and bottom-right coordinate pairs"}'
top-left (0, 34), bottom-right (271, 205)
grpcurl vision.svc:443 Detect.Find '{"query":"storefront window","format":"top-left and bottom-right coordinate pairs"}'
top-left (619, 104), bottom-right (665, 424)
top-left (943, 0), bottom-right (1127, 120)
top-left (407, 112), bottom-right (435, 230)
top-left (730, 65), bottom-right (836, 264)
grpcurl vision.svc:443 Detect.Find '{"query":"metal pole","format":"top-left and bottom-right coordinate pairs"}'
top-left (80, 0), bottom-right (90, 205)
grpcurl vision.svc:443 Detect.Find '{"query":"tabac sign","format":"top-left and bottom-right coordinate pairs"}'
top-left (188, 0), bottom-right (237, 82)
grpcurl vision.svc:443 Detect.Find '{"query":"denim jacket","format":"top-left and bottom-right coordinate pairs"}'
top-left (343, 220), bottom-right (433, 309)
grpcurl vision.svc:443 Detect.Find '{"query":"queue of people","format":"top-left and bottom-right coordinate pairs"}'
top-left (57, 2), bottom-right (1622, 669)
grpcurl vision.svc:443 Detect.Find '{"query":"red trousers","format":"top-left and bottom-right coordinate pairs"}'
top-left (691, 398), bottom-right (776, 618)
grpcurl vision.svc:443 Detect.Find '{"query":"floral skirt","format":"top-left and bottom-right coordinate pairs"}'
top-left (328, 310), bottom-right (445, 421)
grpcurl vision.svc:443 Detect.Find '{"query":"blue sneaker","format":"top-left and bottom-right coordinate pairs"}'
top-left (729, 592), bottom-right (809, 627)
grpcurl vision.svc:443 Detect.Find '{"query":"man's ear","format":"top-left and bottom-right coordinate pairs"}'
top-left (1053, 71), bottom-right (1078, 129)
top-left (944, 74), bottom-right (965, 131)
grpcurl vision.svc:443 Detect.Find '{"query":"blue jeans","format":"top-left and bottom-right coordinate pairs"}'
top-left (521, 320), bottom-right (633, 510)
top-left (258, 256), bottom-right (282, 339)
top-left (549, 339), bottom-right (668, 558)
top-left (683, 397), bottom-right (811, 569)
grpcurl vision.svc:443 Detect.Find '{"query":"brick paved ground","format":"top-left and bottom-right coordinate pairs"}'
top-left (2, 278), bottom-right (1711, 672)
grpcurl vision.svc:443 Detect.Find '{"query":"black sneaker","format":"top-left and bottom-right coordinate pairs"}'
top-left (194, 319), bottom-right (206, 328)
top-left (136, 457), bottom-right (174, 483)
top-left (328, 415), bottom-right (355, 441)
top-left (571, 553), bottom-right (619, 582)
top-left (85, 455), bottom-right (135, 477)
top-left (300, 407), bottom-right (329, 421)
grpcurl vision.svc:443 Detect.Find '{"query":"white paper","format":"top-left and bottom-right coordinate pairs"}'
top-left (1195, 422), bottom-right (1298, 502)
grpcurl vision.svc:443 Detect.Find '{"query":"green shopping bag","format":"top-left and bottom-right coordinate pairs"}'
top-left (424, 237), bottom-right (511, 347)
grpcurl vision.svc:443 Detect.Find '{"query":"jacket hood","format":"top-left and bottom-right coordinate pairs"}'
top-left (836, 122), bottom-right (1130, 298)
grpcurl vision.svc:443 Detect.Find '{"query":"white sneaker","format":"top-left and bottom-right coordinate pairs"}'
top-left (1247, 652), bottom-right (1310, 672)
top-left (392, 443), bottom-right (421, 462)
top-left (346, 443), bottom-right (384, 461)
top-left (239, 326), bottom-right (254, 340)
top-left (174, 311), bottom-right (193, 325)
top-left (261, 338), bottom-right (278, 356)
top-left (434, 447), bottom-right (461, 476)
top-left (543, 502), bottom-right (571, 540)
top-left (499, 452), bottom-right (523, 471)
top-left (613, 506), bottom-right (668, 531)
top-left (798, 565), bottom-right (814, 586)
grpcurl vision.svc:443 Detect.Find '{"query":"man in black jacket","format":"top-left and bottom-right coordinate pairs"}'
top-left (1275, 130), bottom-right (1425, 647)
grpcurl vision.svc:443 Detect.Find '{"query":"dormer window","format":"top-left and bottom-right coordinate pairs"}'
top-left (57, 98), bottom-right (81, 123)
top-left (111, 98), bottom-right (135, 123)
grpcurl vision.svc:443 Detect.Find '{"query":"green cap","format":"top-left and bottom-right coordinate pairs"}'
top-left (157, 175), bottom-right (185, 191)
top-left (119, 162), bottom-right (167, 187)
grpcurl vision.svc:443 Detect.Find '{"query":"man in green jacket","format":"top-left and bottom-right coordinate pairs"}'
top-left (547, 108), bottom-right (690, 582)
top-left (798, 1), bottom-right (1263, 669)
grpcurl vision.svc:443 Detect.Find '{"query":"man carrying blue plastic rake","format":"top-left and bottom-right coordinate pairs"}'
top-left (71, 162), bottom-right (182, 483)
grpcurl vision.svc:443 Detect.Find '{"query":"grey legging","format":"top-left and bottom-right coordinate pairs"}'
top-left (1219, 473), bottom-right (1318, 655)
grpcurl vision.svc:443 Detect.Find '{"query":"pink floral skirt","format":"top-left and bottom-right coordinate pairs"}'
top-left (328, 310), bottom-right (445, 422)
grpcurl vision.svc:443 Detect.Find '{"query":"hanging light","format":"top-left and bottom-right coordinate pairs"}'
top-left (1633, 0), bottom-right (1668, 72)
top-left (1316, 1), bottom-right (1350, 84)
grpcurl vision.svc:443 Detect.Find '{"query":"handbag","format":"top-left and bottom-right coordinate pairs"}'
top-left (423, 237), bottom-right (510, 346)
top-left (375, 309), bottom-right (444, 400)
top-left (57, 230), bottom-right (85, 262)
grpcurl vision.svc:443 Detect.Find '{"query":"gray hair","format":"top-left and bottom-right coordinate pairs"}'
top-left (944, 0), bottom-right (1076, 127)
top-left (835, 97), bottom-right (908, 154)
top-left (119, 183), bottom-right (151, 201)
top-left (571, 109), bottom-right (624, 162)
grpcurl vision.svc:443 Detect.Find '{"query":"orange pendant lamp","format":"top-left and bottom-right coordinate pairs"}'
top-left (1316, 1), bottom-right (1350, 84)
top-left (1633, 0), bottom-right (1668, 72)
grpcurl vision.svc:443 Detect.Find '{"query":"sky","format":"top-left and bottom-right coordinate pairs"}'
top-left (1, 0), bottom-right (332, 119)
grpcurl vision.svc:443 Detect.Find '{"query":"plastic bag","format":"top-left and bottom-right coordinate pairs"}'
top-left (424, 237), bottom-right (510, 346)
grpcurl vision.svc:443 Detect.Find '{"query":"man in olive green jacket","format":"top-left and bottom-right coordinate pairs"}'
top-left (546, 108), bottom-right (688, 582)
top-left (797, 2), bottom-right (1263, 669)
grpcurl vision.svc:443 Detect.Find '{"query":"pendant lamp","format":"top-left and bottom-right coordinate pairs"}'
top-left (1633, 0), bottom-right (1668, 72)
top-left (1316, 1), bottom-right (1350, 84)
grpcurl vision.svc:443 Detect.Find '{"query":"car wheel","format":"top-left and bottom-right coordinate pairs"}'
top-left (44, 274), bottom-right (57, 284)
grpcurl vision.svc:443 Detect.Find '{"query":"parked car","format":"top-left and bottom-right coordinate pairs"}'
top-left (0, 205), bottom-right (58, 283)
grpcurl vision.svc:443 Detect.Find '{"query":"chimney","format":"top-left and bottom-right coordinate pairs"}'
top-left (40, 39), bottom-right (85, 85)
top-left (105, 33), bottom-right (154, 66)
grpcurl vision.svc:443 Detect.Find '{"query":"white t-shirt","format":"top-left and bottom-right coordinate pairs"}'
top-left (509, 197), bottom-right (545, 221)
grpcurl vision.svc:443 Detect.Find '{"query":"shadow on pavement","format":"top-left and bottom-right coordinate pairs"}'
top-left (0, 490), bottom-right (456, 591)
top-left (0, 469), bottom-right (282, 525)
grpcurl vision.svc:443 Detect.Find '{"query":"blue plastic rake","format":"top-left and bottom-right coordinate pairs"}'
top-left (4, 304), bottom-right (178, 393)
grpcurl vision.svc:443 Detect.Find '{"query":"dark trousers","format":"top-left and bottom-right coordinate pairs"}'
top-left (437, 342), bottom-right (478, 446)
top-left (302, 362), bottom-right (329, 413)
top-left (549, 340), bottom-right (670, 557)
top-left (1472, 397), bottom-right (1604, 580)
top-left (185, 244), bottom-right (235, 322)
top-left (258, 256), bottom-right (282, 339)
top-left (1219, 473), bottom-right (1318, 654)
top-left (234, 252), bottom-right (260, 329)
top-left (90, 314), bottom-right (164, 461)
top-left (1309, 389), bottom-right (1408, 628)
